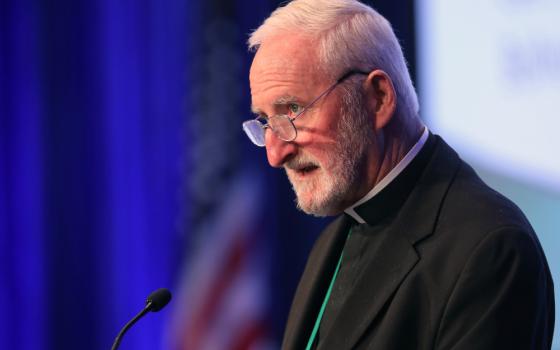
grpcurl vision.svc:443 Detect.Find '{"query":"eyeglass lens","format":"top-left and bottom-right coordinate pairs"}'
top-left (242, 115), bottom-right (297, 147)
top-left (269, 115), bottom-right (296, 141)
top-left (242, 120), bottom-right (266, 146)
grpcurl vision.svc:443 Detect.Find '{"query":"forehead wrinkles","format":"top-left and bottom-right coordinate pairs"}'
top-left (251, 65), bottom-right (330, 117)
top-left (250, 66), bottom-right (303, 96)
top-left (250, 35), bottom-right (324, 95)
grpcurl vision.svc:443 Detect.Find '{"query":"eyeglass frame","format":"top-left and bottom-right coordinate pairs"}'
top-left (242, 69), bottom-right (369, 147)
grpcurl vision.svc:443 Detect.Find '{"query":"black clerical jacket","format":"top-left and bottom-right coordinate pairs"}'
top-left (281, 135), bottom-right (554, 349)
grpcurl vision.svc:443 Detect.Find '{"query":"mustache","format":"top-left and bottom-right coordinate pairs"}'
top-left (284, 155), bottom-right (319, 171)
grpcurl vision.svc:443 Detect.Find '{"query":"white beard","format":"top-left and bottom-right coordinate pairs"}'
top-left (285, 91), bottom-right (372, 216)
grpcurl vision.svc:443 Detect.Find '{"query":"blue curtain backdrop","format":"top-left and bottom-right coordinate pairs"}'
top-left (1, 0), bottom-right (192, 348)
top-left (0, 0), bottom-right (416, 349)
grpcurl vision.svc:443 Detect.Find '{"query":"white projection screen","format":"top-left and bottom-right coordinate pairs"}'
top-left (416, 0), bottom-right (560, 347)
top-left (416, 0), bottom-right (560, 189)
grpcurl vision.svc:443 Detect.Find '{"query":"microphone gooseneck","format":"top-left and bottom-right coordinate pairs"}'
top-left (111, 288), bottom-right (172, 350)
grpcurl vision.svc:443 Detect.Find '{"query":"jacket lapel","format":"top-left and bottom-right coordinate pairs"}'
top-left (318, 226), bottom-right (419, 350)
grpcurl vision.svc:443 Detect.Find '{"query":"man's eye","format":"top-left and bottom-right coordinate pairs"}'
top-left (288, 103), bottom-right (302, 115)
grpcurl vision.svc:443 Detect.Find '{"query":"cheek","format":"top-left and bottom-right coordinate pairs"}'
top-left (300, 131), bottom-right (344, 169)
top-left (297, 119), bottom-right (341, 153)
top-left (295, 102), bottom-right (345, 165)
top-left (298, 99), bottom-right (342, 138)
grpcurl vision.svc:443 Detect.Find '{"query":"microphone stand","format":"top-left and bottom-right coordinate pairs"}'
top-left (111, 301), bottom-right (153, 350)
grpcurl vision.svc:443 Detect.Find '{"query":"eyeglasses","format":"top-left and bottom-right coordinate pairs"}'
top-left (242, 70), bottom-right (368, 147)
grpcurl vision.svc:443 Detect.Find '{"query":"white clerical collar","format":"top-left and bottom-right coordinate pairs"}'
top-left (344, 127), bottom-right (429, 224)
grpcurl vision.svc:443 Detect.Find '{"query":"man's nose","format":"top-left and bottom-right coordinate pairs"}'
top-left (264, 130), bottom-right (297, 168)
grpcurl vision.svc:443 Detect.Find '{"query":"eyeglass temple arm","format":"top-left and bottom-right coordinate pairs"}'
top-left (336, 69), bottom-right (369, 83)
top-left (289, 70), bottom-right (370, 122)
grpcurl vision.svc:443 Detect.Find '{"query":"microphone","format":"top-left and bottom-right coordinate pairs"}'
top-left (111, 288), bottom-right (172, 350)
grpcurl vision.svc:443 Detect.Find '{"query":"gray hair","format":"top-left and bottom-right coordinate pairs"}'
top-left (248, 0), bottom-right (419, 120)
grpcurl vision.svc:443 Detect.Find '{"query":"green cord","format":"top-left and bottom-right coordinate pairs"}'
top-left (305, 231), bottom-right (350, 350)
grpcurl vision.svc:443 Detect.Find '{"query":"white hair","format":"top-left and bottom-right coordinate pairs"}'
top-left (248, 0), bottom-right (419, 120)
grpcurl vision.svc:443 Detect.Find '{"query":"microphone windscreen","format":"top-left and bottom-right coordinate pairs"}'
top-left (146, 288), bottom-right (172, 312)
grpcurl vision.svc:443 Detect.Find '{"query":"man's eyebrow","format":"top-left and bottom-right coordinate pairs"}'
top-left (273, 95), bottom-right (299, 106)
top-left (251, 95), bottom-right (300, 115)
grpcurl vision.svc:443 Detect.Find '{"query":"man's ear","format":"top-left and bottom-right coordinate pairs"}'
top-left (364, 70), bottom-right (397, 130)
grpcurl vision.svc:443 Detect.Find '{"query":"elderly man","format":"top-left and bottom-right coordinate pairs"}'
top-left (242, 0), bottom-right (554, 349)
